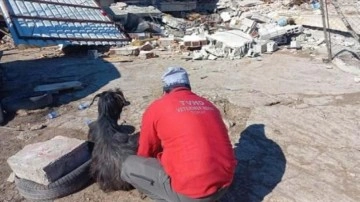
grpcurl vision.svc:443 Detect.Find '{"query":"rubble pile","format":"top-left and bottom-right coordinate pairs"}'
top-left (106, 0), bottom-right (313, 60)
top-left (0, 0), bottom-right (359, 61)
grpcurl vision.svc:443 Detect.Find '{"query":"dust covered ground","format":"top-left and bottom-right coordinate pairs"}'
top-left (0, 45), bottom-right (359, 202)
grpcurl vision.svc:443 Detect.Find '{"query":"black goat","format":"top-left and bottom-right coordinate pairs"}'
top-left (87, 89), bottom-right (138, 192)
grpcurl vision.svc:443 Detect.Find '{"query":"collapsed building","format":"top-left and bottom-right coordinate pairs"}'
top-left (0, 0), bottom-right (358, 60)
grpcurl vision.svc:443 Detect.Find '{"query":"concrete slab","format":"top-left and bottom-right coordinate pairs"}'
top-left (7, 136), bottom-right (91, 185)
top-left (206, 30), bottom-right (253, 48)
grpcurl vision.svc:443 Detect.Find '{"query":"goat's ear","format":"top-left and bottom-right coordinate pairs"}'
top-left (89, 93), bottom-right (101, 107)
top-left (124, 101), bottom-right (130, 106)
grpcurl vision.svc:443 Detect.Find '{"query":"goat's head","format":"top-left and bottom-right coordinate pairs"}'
top-left (89, 89), bottom-right (130, 120)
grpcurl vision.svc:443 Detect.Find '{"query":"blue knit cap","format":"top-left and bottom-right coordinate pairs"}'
top-left (162, 67), bottom-right (191, 92)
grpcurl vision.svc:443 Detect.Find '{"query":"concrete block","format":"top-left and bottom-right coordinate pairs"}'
top-left (253, 43), bottom-right (267, 54)
top-left (267, 41), bottom-right (278, 52)
top-left (7, 136), bottom-right (91, 185)
top-left (109, 46), bottom-right (140, 56)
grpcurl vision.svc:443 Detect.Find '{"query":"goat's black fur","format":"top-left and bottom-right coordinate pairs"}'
top-left (88, 89), bottom-right (138, 192)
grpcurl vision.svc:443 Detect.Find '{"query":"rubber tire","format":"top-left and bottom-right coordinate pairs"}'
top-left (15, 159), bottom-right (92, 200)
top-left (0, 103), bottom-right (4, 125)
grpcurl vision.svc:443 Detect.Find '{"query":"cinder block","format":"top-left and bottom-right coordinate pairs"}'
top-left (7, 136), bottom-right (91, 185)
top-left (109, 46), bottom-right (140, 56)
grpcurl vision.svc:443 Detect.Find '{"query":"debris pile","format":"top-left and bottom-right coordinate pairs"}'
top-left (0, 0), bottom-right (358, 60)
top-left (104, 1), bottom-right (311, 60)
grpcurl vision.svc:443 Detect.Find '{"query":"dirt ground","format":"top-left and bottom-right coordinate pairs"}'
top-left (0, 43), bottom-right (359, 202)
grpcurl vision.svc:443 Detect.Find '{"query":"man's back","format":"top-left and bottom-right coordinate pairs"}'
top-left (138, 88), bottom-right (237, 198)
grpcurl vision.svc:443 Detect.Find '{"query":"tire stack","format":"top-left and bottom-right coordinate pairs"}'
top-left (14, 159), bottom-right (93, 201)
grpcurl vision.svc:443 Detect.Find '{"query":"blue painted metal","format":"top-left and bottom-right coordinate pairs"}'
top-left (0, 0), bottom-right (129, 46)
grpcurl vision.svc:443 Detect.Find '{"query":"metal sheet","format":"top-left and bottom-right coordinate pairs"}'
top-left (0, 0), bottom-right (129, 46)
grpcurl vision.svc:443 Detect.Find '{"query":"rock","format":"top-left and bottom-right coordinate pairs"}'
top-left (354, 77), bottom-right (360, 83)
top-left (7, 136), bottom-right (91, 185)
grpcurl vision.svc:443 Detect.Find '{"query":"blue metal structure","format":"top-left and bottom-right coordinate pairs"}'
top-left (0, 0), bottom-right (129, 46)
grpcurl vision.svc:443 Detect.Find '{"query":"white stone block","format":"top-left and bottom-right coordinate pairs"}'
top-left (7, 136), bottom-right (91, 185)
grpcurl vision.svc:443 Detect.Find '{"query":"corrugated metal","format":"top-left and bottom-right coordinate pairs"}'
top-left (0, 0), bottom-right (129, 46)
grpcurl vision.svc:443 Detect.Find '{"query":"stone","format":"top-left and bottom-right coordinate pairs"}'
top-left (354, 77), bottom-right (360, 83)
top-left (7, 136), bottom-right (91, 185)
top-left (109, 46), bottom-right (140, 56)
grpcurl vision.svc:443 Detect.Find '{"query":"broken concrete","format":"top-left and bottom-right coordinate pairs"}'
top-left (109, 46), bottom-right (140, 56)
top-left (206, 30), bottom-right (254, 58)
top-left (259, 24), bottom-right (304, 40)
top-left (7, 136), bottom-right (91, 185)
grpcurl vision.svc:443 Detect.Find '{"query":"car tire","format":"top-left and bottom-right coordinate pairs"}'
top-left (15, 159), bottom-right (93, 200)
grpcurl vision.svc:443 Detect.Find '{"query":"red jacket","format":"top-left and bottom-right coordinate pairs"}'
top-left (138, 88), bottom-right (237, 198)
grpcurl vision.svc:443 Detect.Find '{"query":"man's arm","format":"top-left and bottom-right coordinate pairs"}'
top-left (137, 103), bottom-right (162, 158)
